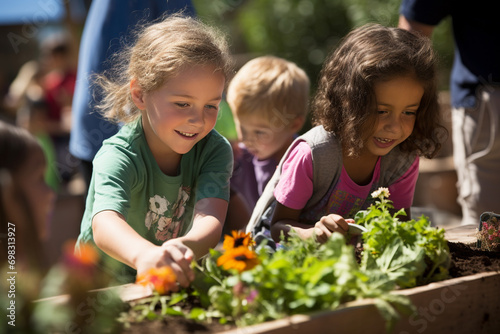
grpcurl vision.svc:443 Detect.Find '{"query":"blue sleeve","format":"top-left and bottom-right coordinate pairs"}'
top-left (399, 0), bottom-right (451, 26)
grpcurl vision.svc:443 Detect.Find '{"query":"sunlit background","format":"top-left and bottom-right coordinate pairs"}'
top-left (0, 0), bottom-right (458, 266)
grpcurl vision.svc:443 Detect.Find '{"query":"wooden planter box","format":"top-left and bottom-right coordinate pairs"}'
top-left (121, 224), bottom-right (499, 334)
top-left (211, 271), bottom-right (500, 334)
top-left (115, 269), bottom-right (499, 334)
top-left (216, 225), bottom-right (500, 334)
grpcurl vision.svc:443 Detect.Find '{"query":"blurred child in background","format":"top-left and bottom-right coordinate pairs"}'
top-left (39, 32), bottom-right (78, 184)
top-left (0, 120), bottom-right (55, 272)
top-left (226, 56), bottom-right (309, 233)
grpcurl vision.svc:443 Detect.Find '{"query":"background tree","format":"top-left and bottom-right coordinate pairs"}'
top-left (193, 0), bottom-right (454, 130)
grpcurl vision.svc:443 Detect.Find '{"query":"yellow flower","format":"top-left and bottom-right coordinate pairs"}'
top-left (222, 230), bottom-right (255, 251)
top-left (217, 246), bottom-right (259, 273)
top-left (136, 266), bottom-right (177, 295)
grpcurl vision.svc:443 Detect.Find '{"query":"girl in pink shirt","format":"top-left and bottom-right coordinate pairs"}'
top-left (270, 24), bottom-right (446, 244)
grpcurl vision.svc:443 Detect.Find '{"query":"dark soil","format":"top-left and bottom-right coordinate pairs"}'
top-left (120, 242), bottom-right (500, 334)
top-left (122, 316), bottom-right (233, 334)
top-left (448, 241), bottom-right (500, 277)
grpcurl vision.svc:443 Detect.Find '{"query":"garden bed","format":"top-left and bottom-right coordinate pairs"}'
top-left (117, 224), bottom-right (500, 334)
top-left (212, 271), bottom-right (500, 334)
top-left (32, 224), bottom-right (500, 333)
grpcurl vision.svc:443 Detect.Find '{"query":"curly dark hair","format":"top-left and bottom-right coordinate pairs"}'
top-left (312, 23), bottom-right (447, 159)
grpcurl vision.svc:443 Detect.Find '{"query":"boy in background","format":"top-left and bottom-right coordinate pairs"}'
top-left (225, 56), bottom-right (310, 233)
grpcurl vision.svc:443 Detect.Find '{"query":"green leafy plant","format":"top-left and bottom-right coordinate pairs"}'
top-left (189, 230), bottom-right (414, 331)
top-left (355, 188), bottom-right (451, 288)
top-left (121, 188), bottom-right (452, 332)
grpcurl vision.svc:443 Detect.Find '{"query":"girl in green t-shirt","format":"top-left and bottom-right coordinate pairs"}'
top-left (76, 14), bottom-right (234, 287)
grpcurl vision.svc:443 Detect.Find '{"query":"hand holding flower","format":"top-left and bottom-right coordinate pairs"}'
top-left (135, 239), bottom-right (195, 290)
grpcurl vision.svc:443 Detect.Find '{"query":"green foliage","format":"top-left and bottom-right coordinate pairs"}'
top-left (193, 0), bottom-right (454, 92)
top-left (237, 0), bottom-right (351, 83)
top-left (191, 232), bottom-right (413, 331)
top-left (120, 189), bottom-right (451, 332)
top-left (32, 265), bottom-right (124, 334)
top-left (341, 0), bottom-right (401, 27)
top-left (193, 0), bottom-right (352, 89)
top-left (356, 192), bottom-right (451, 288)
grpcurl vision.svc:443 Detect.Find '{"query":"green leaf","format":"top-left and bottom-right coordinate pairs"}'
top-left (145, 310), bottom-right (157, 320)
top-left (164, 306), bottom-right (184, 316)
top-left (168, 291), bottom-right (188, 306)
top-left (374, 298), bottom-right (400, 333)
top-left (189, 307), bottom-right (207, 321)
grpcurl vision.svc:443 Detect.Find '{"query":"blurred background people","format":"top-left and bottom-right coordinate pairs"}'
top-left (399, 0), bottom-right (500, 225)
top-left (39, 31), bottom-right (78, 185)
top-left (226, 56), bottom-right (310, 234)
top-left (0, 120), bottom-right (55, 273)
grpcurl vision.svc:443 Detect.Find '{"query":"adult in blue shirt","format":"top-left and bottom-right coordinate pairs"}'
top-left (70, 0), bottom-right (195, 192)
top-left (399, 0), bottom-right (500, 225)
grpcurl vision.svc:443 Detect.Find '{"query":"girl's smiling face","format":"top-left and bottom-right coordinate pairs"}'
top-left (131, 65), bottom-right (225, 169)
top-left (363, 75), bottom-right (424, 158)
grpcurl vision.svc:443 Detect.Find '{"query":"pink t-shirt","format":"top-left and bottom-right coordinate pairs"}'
top-left (274, 141), bottom-right (419, 223)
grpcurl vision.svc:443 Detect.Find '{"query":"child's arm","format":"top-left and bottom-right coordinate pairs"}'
top-left (92, 210), bottom-right (195, 288)
top-left (270, 202), bottom-right (350, 244)
top-left (270, 202), bottom-right (314, 241)
top-left (174, 197), bottom-right (226, 258)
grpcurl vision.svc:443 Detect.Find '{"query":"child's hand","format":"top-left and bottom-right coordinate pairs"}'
top-left (136, 240), bottom-right (195, 289)
top-left (314, 214), bottom-right (354, 244)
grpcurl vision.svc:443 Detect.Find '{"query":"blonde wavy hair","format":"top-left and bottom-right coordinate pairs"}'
top-left (95, 14), bottom-right (233, 124)
top-left (227, 56), bottom-right (310, 127)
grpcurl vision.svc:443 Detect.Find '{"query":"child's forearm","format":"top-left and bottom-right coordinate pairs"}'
top-left (179, 197), bottom-right (226, 259)
top-left (92, 210), bottom-right (156, 269)
top-left (270, 220), bottom-right (315, 242)
top-left (178, 218), bottom-right (222, 259)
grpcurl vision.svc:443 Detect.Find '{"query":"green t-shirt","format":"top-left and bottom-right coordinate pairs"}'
top-left (76, 117), bottom-right (232, 280)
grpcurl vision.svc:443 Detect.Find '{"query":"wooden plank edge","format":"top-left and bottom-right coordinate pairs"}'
top-left (218, 271), bottom-right (500, 334)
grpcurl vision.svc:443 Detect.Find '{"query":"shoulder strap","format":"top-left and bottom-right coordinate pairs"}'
top-left (246, 125), bottom-right (342, 233)
top-left (379, 146), bottom-right (417, 186)
top-left (302, 125), bottom-right (342, 209)
top-left (246, 127), bottom-right (417, 233)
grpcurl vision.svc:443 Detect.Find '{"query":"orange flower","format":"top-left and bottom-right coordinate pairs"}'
top-left (222, 230), bottom-right (255, 251)
top-left (136, 266), bottom-right (177, 295)
top-left (217, 246), bottom-right (259, 273)
top-left (64, 240), bottom-right (99, 267)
